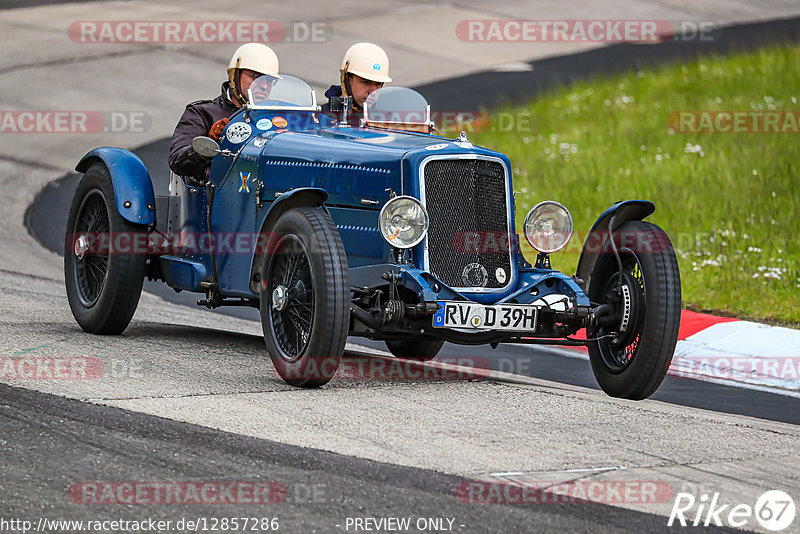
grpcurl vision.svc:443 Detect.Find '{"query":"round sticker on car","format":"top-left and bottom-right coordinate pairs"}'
top-left (495, 267), bottom-right (507, 284)
top-left (272, 116), bottom-right (288, 128)
top-left (256, 118), bottom-right (273, 131)
top-left (226, 122), bottom-right (252, 144)
top-left (425, 143), bottom-right (448, 150)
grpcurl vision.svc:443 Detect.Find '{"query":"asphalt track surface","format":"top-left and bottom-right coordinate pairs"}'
top-left (4, 382), bottom-right (733, 533)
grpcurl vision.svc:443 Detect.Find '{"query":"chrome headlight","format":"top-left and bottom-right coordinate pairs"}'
top-left (379, 196), bottom-right (429, 249)
top-left (524, 201), bottom-right (573, 253)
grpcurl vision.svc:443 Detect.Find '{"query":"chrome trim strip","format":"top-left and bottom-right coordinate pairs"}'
top-left (418, 154), bottom-right (515, 294)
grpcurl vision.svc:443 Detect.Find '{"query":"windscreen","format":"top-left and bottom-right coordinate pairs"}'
top-left (363, 87), bottom-right (431, 130)
top-left (248, 74), bottom-right (316, 109)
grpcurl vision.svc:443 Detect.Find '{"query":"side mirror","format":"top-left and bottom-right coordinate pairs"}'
top-left (192, 136), bottom-right (221, 158)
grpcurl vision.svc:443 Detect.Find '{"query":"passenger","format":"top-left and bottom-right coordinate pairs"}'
top-left (321, 42), bottom-right (392, 125)
top-left (168, 43), bottom-right (280, 184)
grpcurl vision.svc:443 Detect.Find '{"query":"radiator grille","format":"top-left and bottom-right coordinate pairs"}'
top-left (422, 158), bottom-right (512, 290)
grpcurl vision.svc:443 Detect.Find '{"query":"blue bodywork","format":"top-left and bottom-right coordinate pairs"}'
top-left (76, 100), bottom-right (658, 339)
top-left (75, 148), bottom-right (156, 225)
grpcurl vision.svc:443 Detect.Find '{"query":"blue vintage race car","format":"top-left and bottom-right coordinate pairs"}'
top-left (65, 74), bottom-right (681, 399)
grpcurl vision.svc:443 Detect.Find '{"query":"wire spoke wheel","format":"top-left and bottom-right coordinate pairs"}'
top-left (595, 251), bottom-right (645, 372)
top-left (73, 190), bottom-right (110, 307)
top-left (268, 235), bottom-right (314, 361)
top-left (259, 207), bottom-right (350, 388)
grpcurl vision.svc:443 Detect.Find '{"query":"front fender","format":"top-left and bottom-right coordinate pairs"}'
top-left (575, 200), bottom-right (655, 289)
top-left (249, 187), bottom-right (329, 292)
top-left (76, 147), bottom-right (155, 225)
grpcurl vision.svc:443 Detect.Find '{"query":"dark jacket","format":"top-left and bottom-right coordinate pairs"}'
top-left (168, 82), bottom-right (239, 180)
top-left (321, 85), bottom-right (363, 127)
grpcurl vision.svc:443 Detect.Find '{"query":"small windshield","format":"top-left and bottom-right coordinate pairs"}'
top-left (248, 74), bottom-right (317, 110)
top-left (363, 87), bottom-right (432, 133)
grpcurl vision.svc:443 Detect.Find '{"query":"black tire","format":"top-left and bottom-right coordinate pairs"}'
top-left (64, 162), bottom-right (146, 334)
top-left (385, 339), bottom-right (444, 362)
top-left (587, 220), bottom-right (681, 400)
top-left (259, 207), bottom-right (350, 387)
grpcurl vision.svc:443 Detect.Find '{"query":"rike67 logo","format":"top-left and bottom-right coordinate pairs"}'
top-left (669, 490), bottom-right (796, 531)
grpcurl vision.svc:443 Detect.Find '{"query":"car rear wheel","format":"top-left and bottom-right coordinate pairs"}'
top-left (260, 207), bottom-right (350, 387)
top-left (385, 339), bottom-right (444, 361)
top-left (64, 162), bottom-right (146, 334)
top-left (587, 220), bottom-right (681, 400)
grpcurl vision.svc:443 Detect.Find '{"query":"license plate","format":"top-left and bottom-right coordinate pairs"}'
top-left (433, 301), bottom-right (538, 332)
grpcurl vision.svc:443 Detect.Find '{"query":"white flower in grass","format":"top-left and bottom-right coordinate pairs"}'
top-left (763, 271), bottom-right (781, 280)
top-left (752, 169), bottom-right (758, 176)
top-left (684, 143), bottom-right (704, 157)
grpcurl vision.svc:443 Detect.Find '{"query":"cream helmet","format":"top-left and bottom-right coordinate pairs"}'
top-left (227, 43), bottom-right (281, 105)
top-left (339, 42), bottom-right (392, 84)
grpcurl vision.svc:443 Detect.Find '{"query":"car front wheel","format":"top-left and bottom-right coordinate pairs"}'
top-left (259, 207), bottom-right (350, 387)
top-left (587, 220), bottom-right (681, 400)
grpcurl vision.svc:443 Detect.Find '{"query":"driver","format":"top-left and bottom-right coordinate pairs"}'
top-left (321, 43), bottom-right (392, 124)
top-left (168, 43), bottom-right (280, 183)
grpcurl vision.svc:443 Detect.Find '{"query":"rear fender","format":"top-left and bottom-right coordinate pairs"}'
top-left (575, 200), bottom-right (655, 290)
top-left (249, 187), bottom-right (329, 293)
top-left (76, 148), bottom-right (156, 225)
